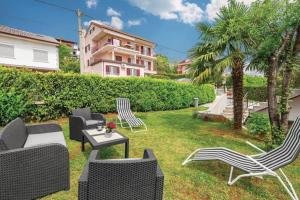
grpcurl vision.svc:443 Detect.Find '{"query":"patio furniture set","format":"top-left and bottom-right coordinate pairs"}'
top-left (1, 96), bottom-right (299, 200)
top-left (0, 98), bottom-right (164, 200)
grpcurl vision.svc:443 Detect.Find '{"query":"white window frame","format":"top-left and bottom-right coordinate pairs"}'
top-left (0, 43), bottom-right (15, 59)
top-left (33, 49), bottom-right (48, 63)
top-left (108, 65), bottom-right (119, 75)
top-left (130, 68), bottom-right (137, 76)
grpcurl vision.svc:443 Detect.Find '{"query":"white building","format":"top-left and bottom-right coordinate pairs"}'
top-left (0, 25), bottom-right (59, 71)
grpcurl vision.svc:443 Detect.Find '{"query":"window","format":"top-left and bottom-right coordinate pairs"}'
top-left (106, 65), bottom-right (120, 75)
top-left (115, 55), bottom-right (122, 62)
top-left (113, 39), bottom-right (120, 46)
top-left (141, 60), bottom-right (144, 66)
top-left (148, 62), bottom-right (151, 70)
top-left (127, 57), bottom-right (132, 63)
top-left (127, 68), bottom-right (140, 76)
top-left (148, 47), bottom-right (151, 56)
top-left (33, 49), bottom-right (48, 63)
top-left (0, 43), bottom-right (14, 58)
top-left (87, 59), bottom-right (89, 66)
top-left (85, 44), bottom-right (90, 53)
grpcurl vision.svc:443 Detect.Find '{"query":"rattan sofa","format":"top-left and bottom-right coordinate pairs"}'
top-left (69, 107), bottom-right (106, 141)
top-left (0, 118), bottom-right (69, 200)
top-left (78, 149), bottom-right (164, 200)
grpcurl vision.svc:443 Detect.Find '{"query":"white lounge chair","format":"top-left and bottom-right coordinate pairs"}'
top-left (182, 116), bottom-right (300, 200)
top-left (116, 98), bottom-right (147, 132)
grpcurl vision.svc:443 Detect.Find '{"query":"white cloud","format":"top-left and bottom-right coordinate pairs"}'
top-left (107, 7), bottom-right (121, 17)
top-left (110, 16), bottom-right (123, 30)
top-left (83, 21), bottom-right (90, 27)
top-left (205, 0), bottom-right (256, 21)
top-left (86, 0), bottom-right (97, 9)
top-left (127, 19), bottom-right (144, 27)
top-left (128, 0), bottom-right (203, 25)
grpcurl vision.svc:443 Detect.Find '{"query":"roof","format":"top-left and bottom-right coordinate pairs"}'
top-left (0, 25), bottom-right (59, 45)
top-left (56, 38), bottom-right (77, 45)
top-left (179, 59), bottom-right (192, 64)
top-left (88, 21), bottom-right (155, 45)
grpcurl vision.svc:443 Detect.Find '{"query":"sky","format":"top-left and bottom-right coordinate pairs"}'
top-left (0, 0), bottom-right (255, 61)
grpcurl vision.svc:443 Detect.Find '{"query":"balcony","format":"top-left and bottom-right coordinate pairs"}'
top-left (90, 58), bottom-right (144, 68)
top-left (92, 42), bottom-right (139, 56)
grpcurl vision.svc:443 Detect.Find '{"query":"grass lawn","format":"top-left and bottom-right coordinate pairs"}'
top-left (42, 108), bottom-right (300, 200)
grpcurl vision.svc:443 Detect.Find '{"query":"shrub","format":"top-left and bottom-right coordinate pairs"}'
top-left (0, 67), bottom-right (215, 123)
top-left (0, 89), bottom-right (29, 125)
top-left (246, 113), bottom-right (270, 136)
top-left (244, 86), bottom-right (267, 102)
top-left (226, 75), bottom-right (267, 101)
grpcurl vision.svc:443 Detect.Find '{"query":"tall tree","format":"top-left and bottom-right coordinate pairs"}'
top-left (248, 0), bottom-right (300, 145)
top-left (190, 0), bottom-right (253, 129)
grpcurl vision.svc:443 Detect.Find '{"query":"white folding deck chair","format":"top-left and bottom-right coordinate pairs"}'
top-left (182, 116), bottom-right (300, 200)
top-left (116, 98), bottom-right (147, 132)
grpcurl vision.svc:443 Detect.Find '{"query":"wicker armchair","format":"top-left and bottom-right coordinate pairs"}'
top-left (78, 149), bottom-right (164, 200)
top-left (0, 118), bottom-right (69, 200)
top-left (69, 107), bottom-right (106, 141)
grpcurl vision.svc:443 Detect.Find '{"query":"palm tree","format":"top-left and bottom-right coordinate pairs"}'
top-left (189, 0), bottom-right (253, 129)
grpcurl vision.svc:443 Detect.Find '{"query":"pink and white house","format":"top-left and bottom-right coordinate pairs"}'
top-left (177, 59), bottom-right (192, 74)
top-left (83, 21), bottom-right (157, 77)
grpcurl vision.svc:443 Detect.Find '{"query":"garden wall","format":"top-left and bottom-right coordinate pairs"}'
top-left (0, 67), bottom-right (215, 125)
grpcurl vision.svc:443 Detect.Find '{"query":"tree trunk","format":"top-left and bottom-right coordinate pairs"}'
top-left (280, 65), bottom-right (292, 132)
top-left (280, 26), bottom-right (300, 132)
top-left (267, 31), bottom-right (293, 130)
top-left (267, 57), bottom-right (280, 128)
top-left (232, 61), bottom-right (244, 130)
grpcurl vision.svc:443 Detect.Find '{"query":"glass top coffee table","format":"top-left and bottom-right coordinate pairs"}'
top-left (81, 129), bottom-right (129, 158)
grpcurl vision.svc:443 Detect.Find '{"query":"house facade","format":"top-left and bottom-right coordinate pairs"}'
top-left (83, 21), bottom-right (157, 77)
top-left (0, 25), bottom-right (59, 71)
top-left (177, 59), bottom-right (192, 74)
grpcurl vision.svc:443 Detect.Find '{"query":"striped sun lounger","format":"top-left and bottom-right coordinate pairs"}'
top-left (116, 98), bottom-right (147, 132)
top-left (182, 116), bottom-right (300, 200)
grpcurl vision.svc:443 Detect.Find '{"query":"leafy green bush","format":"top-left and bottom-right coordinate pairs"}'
top-left (0, 67), bottom-right (215, 123)
top-left (246, 113), bottom-right (270, 136)
top-left (0, 89), bottom-right (29, 125)
top-left (244, 86), bottom-right (267, 102)
top-left (226, 75), bottom-right (267, 101)
top-left (150, 73), bottom-right (188, 80)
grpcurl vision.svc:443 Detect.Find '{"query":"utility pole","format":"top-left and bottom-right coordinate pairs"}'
top-left (77, 9), bottom-right (84, 74)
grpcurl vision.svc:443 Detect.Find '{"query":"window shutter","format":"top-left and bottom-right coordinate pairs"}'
top-left (0, 44), bottom-right (14, 58)
top-left (33, 49), bottom-right (48, 63)
top-left (106, 65), bottom-right (110, 74)
top-left (117, 67), bottom-right (120, 75)
top-left (137, 69), bottom-right (140, 76)
top-left (127, 68), bottom-right (131, 76)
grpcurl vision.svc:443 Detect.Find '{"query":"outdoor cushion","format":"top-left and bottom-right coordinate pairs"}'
top-left (72, 107), bottom-right (92, 120)
top-left (24, 131), bottom-right (67, 148)
top-left (86, 120), bottom-right (103, 126)
top-left (0, 118), bottom-right (28, 150)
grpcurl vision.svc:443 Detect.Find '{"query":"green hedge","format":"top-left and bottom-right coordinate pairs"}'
top-left (226, 75), bottom-right (267, 101)
top-left (0, 67), bottom-right (215, 124)
top-left (245, 86), bottom-right (267, 102)
top-left (150, 73), bottom-right (188, 80)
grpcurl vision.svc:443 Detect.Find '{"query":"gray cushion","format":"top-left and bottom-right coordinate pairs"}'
top-left (24, 131), bottom-right (67, 148)
top-left (72, 107), bottom-right (92, 120)
top-left (0, 118), bottom-right (28, 150)
top-left (86, 120), bottom-right (103, 126)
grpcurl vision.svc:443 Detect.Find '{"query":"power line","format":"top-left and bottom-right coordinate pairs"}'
top-left (34, 0), bottom-right (76, 13)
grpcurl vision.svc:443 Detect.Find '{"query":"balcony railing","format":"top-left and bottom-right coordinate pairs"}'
top-left (90, 58), bottom-right (144, 68)
top-left (140, 49), bottom-right (152, 56)
top-left (92, 42), bottom-right (138, 54)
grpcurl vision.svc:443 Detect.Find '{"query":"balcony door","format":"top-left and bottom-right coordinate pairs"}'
top-left (113, 39), bottom-right (120, 46)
